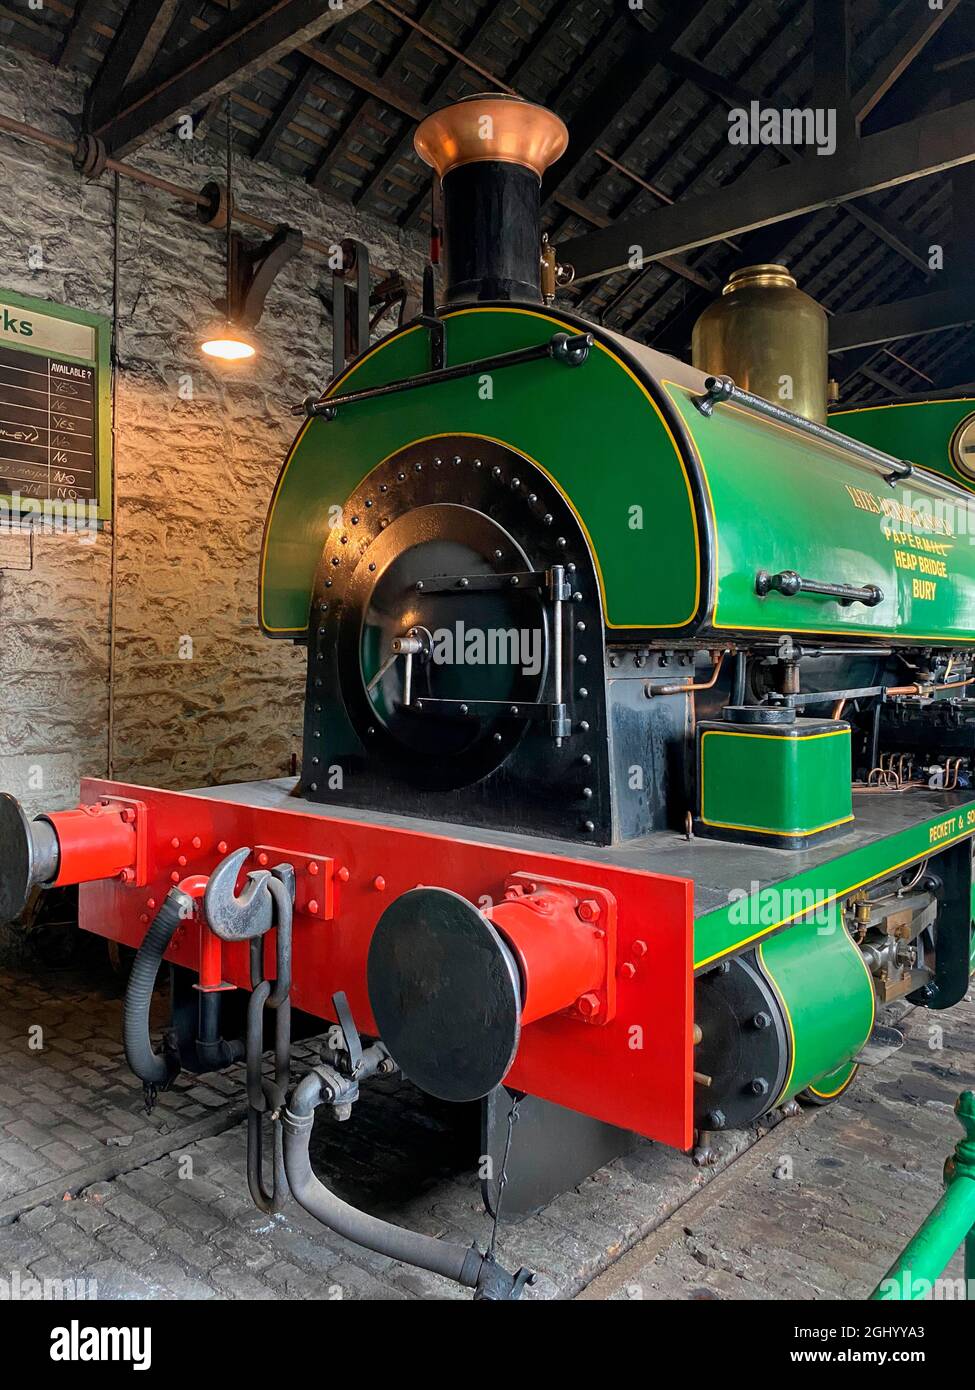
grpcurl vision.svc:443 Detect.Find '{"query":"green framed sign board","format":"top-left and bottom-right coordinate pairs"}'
top-left (0, 288), bottom-right (112, 523)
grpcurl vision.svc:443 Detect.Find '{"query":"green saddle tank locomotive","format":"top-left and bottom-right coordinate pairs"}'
top-left (2, 95), bottom-right (975, 1299)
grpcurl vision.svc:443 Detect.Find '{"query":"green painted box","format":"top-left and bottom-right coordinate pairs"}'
top-left (695, 714), bottom-right (854, 849)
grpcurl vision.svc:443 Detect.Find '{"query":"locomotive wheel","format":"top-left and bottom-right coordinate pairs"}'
top-left (798, 1060), bottom-right (859, 1106)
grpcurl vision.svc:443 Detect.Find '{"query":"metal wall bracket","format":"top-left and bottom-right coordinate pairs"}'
top-left (229, 223), bottom-right (304, 329)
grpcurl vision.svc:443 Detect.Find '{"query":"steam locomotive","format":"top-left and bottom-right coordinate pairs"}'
top-left (2, 95), bottom-right (975, 1300)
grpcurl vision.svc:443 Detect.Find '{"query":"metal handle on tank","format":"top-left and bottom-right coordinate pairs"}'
top-left (756, 568), bottom-right (885, 608)
top-left (694, 374), bottom-right (918, 488)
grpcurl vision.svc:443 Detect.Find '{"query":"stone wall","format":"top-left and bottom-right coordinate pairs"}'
top-left (0, 48), bottom-right (426, 819)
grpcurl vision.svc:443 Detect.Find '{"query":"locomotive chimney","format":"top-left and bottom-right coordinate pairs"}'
top-left (691, 264), bottom-right (829, 424)
top-left (413, 94), bottom-right (568, 305)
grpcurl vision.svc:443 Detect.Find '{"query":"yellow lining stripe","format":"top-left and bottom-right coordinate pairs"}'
top-left (761, 911), bottom-right (875, 1108)
top-left (259, 415), bottom-right (314, 632)
top-left (831, 396), bottom-right (975, 496)
top-left (806, 934), bottom-right (873, 1106)
top-left (758, 941), bottom-right (796, 1106)
top-left (699, 728), bottom-right (852, 837)
top-left (694, 819), bottom-right (975, 968)
top-left (830, 398), bottom-right (975, 415)
top-left (699, 814), bottom-right (854, 837)
top-left (702, 730), bottom-right (849, 741)
top-left (258, 324), bottom-right (428, 633)
top-left (829, 401), bottom-right (975, 495)
top-left (664, 378), bottom-right (975, 645)
top-left (260, 307), bottom-right (703, 634)
top-left (447, 309), bottom-right (701, 628)
top-left (807, 1067), bottom-right (858, 1100)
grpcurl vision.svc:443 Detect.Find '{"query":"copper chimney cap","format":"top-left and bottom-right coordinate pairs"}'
top-left (414, 94), bottom-right (568, 182)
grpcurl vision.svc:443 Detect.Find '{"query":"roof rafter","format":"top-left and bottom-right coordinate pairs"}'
top-left (59, 0), bottom-right (100, 70)
top-left (90, 0), bottom-right (375, 155)
top-left (350, 0), bottom-right (486, 208)
top-left (853, 0), bottom-right (963, 124)
top-left (559, 94), bottom-right (975, 283)
top-left (85, 0), bottom-right (182, 133)
top-left (253, 55), bottom-right (318, 164)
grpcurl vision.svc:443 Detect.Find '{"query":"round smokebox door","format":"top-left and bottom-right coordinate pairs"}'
top-left (367, 887), bottom-right (523, 1102)
top-left (357, 503), bottom-right (547, 759)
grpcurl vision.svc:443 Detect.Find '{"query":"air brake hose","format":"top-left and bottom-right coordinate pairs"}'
top-left (282, 1068), bottom-right (535, 1298)
top-left (123, 886), bottom-right (192, 1089)
top-left (283, 1068), bottom-right (483, 1286)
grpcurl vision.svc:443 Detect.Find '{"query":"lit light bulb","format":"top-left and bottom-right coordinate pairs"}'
top-left (199, 325), bottom-right (256, 361)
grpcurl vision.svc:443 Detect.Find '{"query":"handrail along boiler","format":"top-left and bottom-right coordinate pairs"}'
top-left (3, 95), bottom-right (975, 1298)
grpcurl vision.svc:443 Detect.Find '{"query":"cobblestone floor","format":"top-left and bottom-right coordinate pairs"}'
top-left (581, 990), bottom-right (975, 1300)
top-left (0, 954), bottom-right (971, 1300)
top-left (0, 963), bottom-right (245, 1214)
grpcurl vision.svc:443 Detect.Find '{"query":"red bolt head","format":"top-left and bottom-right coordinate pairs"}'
top-left (118, 867), bottom-right (135, 885)
top-left (337, 866), bottom-right (350, 883)
top-left (577, 899), bottom-right (600, 922)
top-left (632, 939), bottom-right (648, 958)
top-left (171, 837), bottom-right (180, 850)
top-left (121, 807), bottom-right (136, 823)
top-left (139, 914), bottom-right (149, 924)
top-left (308, 862), bottom-right (319, 876)
top-left (257, 852), bottom-right (269, 867)
top-left (170, 871), bottom-right (180, 883)
top-left (177, 855), bottom-right (187, 868)
top-left (374, 876), bottom-right (386, 892)
top-left (146, 898), bottom-right (156, 911)
top-left (217, 840), bottom-right (228, 855)
top-left (191, 836), bottom-right (202, 850)
top-left (620, 961), bottom-right (636, 980)
top-left (576, 992), bottom-right (601, 1020)
top-left (307, 899), bottom-right (319, 915)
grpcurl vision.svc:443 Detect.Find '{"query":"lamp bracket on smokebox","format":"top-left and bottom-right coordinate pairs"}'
top-left (331, 238), bottom-right (370, 377)
top-left (326, 243), bottom-right (423, 376)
